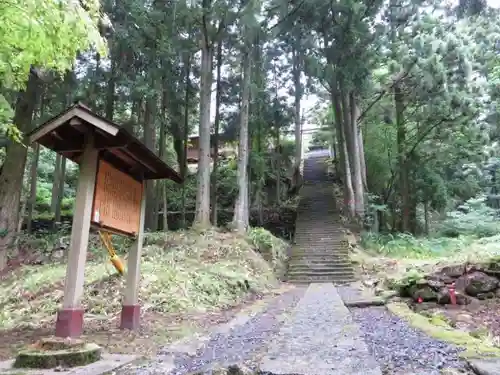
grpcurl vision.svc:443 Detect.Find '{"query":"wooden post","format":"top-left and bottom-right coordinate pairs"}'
top-left (55, 132), bottom-right (98, 337)
top-left (120, 184), bottom-right (146, 330)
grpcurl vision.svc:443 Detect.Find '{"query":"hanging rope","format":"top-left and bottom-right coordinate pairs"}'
top-left (98, 230), bottom-right (125, 276)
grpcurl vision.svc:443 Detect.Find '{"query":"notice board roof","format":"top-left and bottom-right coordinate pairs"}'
top-left (27, 102), bottom-right (182, 182)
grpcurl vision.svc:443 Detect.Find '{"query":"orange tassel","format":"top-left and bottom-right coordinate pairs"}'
top-left (110, 255), bottom-right (125, 275)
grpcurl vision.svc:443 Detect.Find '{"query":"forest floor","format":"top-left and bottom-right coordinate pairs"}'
top-left (0, 228), bottom-right (288, 361)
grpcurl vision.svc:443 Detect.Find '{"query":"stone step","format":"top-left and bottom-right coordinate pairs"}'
top-left (294, 228), bottom-right (345, 232)
top-left (287, 268), bottom-right (354, 275)
top-left (291, 251), bottom-right (349, 255)
top-left (294, 232), bottom-right (346, 237)
top-left (293, 238), bottom-right (347, 243)
top-left (293, 242), bottom-right (347, 247)
top-left (294, 225), bottom-right (344, 229)
top-left (290, 250), bottom-right (350, 256)
top-left (294, 230), bottom-right (344, 235)
top-left (288, 267), bottom-right (354, 275)
top-left (290, 258), bottom-right (350, 263)
top-left (295, 228), bottom-right (345, 232)
top-left (286, 272), bottom-right (354, 281)
top-left (292, 245), bottom-right (349, 249)
top-left (288, 260), bottom-right (352, 267)
top-left (292, 242), bottom-right (348, 246)
top-left (294, 238), bottom-right (346, 242)
top-left (290, 258), bottom-right (351, 264)
top-left (285, 277), bottom-right (356, 284)
top-left (289, 258), bottom-right (352, 268)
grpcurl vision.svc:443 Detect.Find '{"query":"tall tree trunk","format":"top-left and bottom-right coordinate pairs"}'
top-left (89, 52), bottom-right (101, 108)
top-left (105, 55), bottom-right (116, 120)
top-left (193, 43), bottom-right (213, 229)
top-left (232, 44), bottom-right (251, 233)
top-left (54, 157), bottom-right (66, 226)
top-left (340, 89), bottom-right (357, 192)
top-left (157, 86), bottom-right (168, 230)
top-left (181, 53), bottom-right (191, 229)
top-left (424, 201), bottom-right (429, 235)
top-left (292, 48), bottom-right (302, 170)
top-left (143, 96), bottom-right (158, 231)
top-left (0, 72), bottom-right (39, 270)
top-left (332, 91), bottom-right (355, 217)
top-left (275, 131), bottom-right (281, 205)
top-left (395, 84), bottom-right (410, 232)
top-left (127, 100), bottom-right (140, 134)
top-left (358, 126), bottom-right (367, 189)
top-left (211, 40), bottom-right (223, 226)
top-left (50, 155), bottom-right (61, 214)
top-left (26, 143), bottom-right (39, 234)
top-left (54, 71), bottom-right (75, 228)
top-left (349, 93), bottom-right (364, 217)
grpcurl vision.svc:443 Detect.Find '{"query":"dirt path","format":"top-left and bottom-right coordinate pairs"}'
top-left (116, 287), bottom-right (306, 374)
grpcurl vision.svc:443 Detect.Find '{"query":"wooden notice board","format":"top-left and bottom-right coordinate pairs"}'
top-left (92, 160), bottom-right (144, 237)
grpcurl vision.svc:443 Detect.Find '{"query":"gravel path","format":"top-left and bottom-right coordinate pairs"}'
top-left (121, 287), bottom-right (306, 375)
top-left (260, 283), bottom-right (382, 375)
top-left (338, 286), bottom-right (468, 375)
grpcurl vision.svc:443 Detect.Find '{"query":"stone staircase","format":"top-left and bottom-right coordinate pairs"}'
top-left (286, 150), bottom-right (356, 284)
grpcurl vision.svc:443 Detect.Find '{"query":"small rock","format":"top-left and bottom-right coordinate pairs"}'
top-left (456, 272), bottom-right (498, 297)
top-left (363, 278), bottom-right (379, 288)
top-left (467, 358), bottom-right (500, 375)
top-left (440, 368), bottom-right (464, 375)
top-left (437, 288), bottom-right (451, 305)
top-left (427, 279), bottom-right (445, 291)
top-left (410, 285), bottom-right (437, 302)
top-left (196, 364), bottom-right (256, 375)
top-left (439, 265), bottom-right (466, 278)
top-left (456, 313), bottom-right (474, 324)
top-left (456, 292), bottom-right (471, 305)
top-left (477, 292), bottom-right (496, 300)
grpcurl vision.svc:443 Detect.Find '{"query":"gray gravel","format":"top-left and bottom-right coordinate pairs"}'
top-left (121, 287), bottom-right (306, 375)
top-left (338, 286), bottom-right (468, 375)
top-left (260, 283), bottom-right (382, 375)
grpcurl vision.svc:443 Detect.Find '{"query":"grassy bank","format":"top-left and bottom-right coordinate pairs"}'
top-left (0, 227), bottom-right (289, 358)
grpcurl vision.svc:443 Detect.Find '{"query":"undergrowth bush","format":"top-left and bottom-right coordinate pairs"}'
top-left (437, 196), bottom-right (500, 238)
top-left (247, 227), bottom-right (288, 277)
top-left (361, 232), bottom-right (472, 258)
top-left (361, 196), bottom-right (500, 258)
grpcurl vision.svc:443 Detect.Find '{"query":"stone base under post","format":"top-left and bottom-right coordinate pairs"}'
top-left (55, 308), bottom-right (84, 337)
top-left (120, 305), bottom-right (140, 330)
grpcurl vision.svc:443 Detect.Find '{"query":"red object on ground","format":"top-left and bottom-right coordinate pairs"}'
top-left (417, 296), bottom-right (423, 303)
top-left (449, 283), bottom-right (457, 305)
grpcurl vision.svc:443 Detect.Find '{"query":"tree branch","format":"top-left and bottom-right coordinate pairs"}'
top-left (266, 0), bottom-right (307, 32)
top-left (357, 58), bottom-right (418, 124)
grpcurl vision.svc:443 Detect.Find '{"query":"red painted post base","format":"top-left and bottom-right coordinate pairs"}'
top-left (120, 304), bottom-right (140, 330)
top-left (55, 308), bottom-right (84, 337)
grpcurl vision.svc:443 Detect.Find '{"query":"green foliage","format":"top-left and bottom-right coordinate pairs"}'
top-left (165, 162), bottom-right (238, 212)
top-left (361, 231), bottom-right (472, 258)
top-left (362, 196), bottom-right (500, 259)
top-left (438, 196), bottom-right (500, 238)
top-left (387, 268), bottom-right (425, 291)
top-left (0, 0), bottom-right (106, 135)
top-left (247, 227), bottom-right (288, 276)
